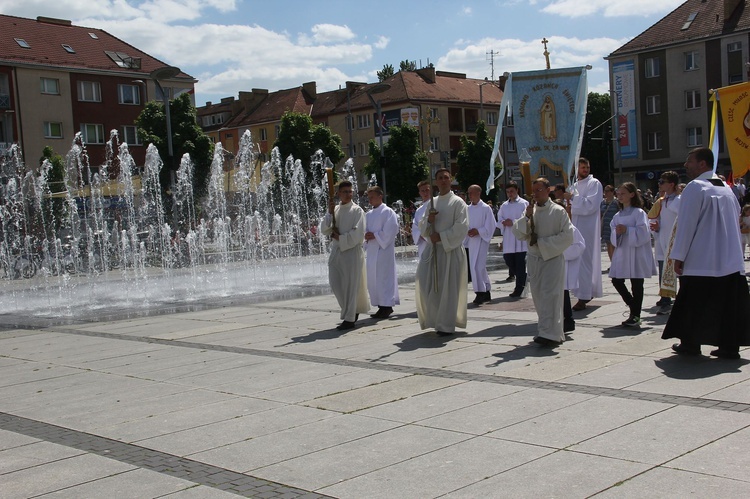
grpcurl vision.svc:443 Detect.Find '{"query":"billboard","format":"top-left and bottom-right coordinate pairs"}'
top-left (612, 60), bottom-right (638, 159)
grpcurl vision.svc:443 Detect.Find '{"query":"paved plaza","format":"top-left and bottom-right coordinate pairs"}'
top-left (1, 246), bottom-right (750, 498)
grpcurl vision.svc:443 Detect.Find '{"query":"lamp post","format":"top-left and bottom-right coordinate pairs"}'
top-left (366, 83), bottom-right (391, 204)
top-left (478, 79), bottom-right (493, 121)
top-left (149, 66), bottom-right (181, 170)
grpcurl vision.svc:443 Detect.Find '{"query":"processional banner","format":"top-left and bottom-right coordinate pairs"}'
top-left (710, 81), bottom-right (750, 177)
top-left (487, 67), bottom-right (588, 193)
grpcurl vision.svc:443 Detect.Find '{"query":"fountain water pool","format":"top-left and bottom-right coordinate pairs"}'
top-left (0, 131), bottom-right (418, 319)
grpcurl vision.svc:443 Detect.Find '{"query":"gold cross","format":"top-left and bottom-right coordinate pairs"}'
top-left (420, 107), bottom-right (440, 152)
top-left (542, 38), bottom-right (551, 70)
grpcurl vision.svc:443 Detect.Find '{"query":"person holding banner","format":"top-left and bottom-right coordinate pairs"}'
top-left (415, 168), bottom-right (469, 336)
top-left (321, 180), bottom-right (369, 330)
top-left (564, 157), bottom-right (603, 311)
top-left (513, 177), bottom-right (574, 346)
top-left (648, 171), bottom-right (680, 315)
top-left (663, 148), bottom-right (750, 359)
top-left (464, 185), bottom-right (496, 305)
top-left (411, 180), bottom-right (433, 259)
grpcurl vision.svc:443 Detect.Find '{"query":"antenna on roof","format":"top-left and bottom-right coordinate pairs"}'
top-left (486, 49), bottom-right (499, 81)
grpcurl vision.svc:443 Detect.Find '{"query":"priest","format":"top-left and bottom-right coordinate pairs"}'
top-left (513, 177), bottom-right (574, 346)
top-left (320, 180), bottom-right (369, 330)
top-left (364, 186), bottom-right (400, 319)
top-left (663, 147), bottom-right (750, 359)
top-left (416, 168), bottom-right (469, 336)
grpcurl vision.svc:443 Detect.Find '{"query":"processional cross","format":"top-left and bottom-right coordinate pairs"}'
top-left (542, 38), bottom-right (551, 70)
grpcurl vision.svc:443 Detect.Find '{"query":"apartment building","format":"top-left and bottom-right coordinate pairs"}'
top-left (606, 0), bottom-right (750, 186)
top-left (0, 14), bottom-right (196, 173)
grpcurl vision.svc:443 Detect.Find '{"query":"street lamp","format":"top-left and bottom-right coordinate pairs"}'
top-left (478, 78), bottom-right (494, 120)
top-left (149, 66), bottom-right (181, 170)
top-left (365, 83), bottom-right (391, 203)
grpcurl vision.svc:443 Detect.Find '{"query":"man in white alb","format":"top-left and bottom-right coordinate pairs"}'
top-left (497, 181), bottom-right (529, 297)
top-left (364, 186), bottom-right (400, 319)
top-left (411, 180), bottom-right (433, 260)
top-left (464, 185), bottom-right (496, 305)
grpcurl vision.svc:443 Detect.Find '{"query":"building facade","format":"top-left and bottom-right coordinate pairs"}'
top-left (606, 0), bottom-right (750, 188)
top-left (0, 14), bottom-right (196, 173)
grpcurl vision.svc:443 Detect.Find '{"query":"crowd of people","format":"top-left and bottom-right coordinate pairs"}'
top-left (322, 148), bottom-right (750, 358)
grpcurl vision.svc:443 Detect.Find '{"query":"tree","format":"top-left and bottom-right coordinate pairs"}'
top-left (364, 124), bottom-right (429, 205)
top-left (136, 92), bottom-right (213, 199)
top-left (456, 121), bottom-right (495, 200)
top-left (580, 92), bottom-right (613, 185)
top-left (273, 111), bottom-right (345, 221)
top-left (377, 64), bottom-right (395, 82)
top-left (399, 60), bottom-right (417, 72)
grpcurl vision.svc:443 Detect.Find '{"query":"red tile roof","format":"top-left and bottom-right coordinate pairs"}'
top-left (608, 0), bottom-right (750, 57)
top-left (223, 86), bottom-right (316, 128)
top-left (0, 14), bottom-right (194, 80)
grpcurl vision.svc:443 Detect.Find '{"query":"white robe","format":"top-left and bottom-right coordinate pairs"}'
top-left (416, 192), bottom-right (469, 332)
top-left (670, 172), bottom-right (745, 277)
top-left (570, 174), bottom-right (603, 300)
top-left (321, 201), bottom-right (369, 322)
top-left (513, 202), bottom-right (574, 342)
top-left (653, 193), bottom-right (680, 261)
top-left (564, 225), bottom-right (586, 292)
top-left (365, 204), bottom-right (400, 307)
top-left (609, 207), bottom-right (658, 279)
top-left (463, 200), bottom-right (496, 293)
top-left (412, 202), bottom-right (429, 259)
top-left (497, 197), bottom-right (529, 254)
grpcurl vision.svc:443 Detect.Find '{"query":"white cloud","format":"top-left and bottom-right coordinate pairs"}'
top-left (541, 0), bottom-right (684, 18)
top-left (461, 6), bottom-right (473, 15)
top-left (374, 36), bottom-right (390, 50)
top-left (0, 0), bottom-right (141, 19)
top-left (299, 24), bottom-right (356, 45)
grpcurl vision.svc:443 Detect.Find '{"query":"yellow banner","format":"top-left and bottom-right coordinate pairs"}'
top-left (717, 81), bottom-right (750, 177)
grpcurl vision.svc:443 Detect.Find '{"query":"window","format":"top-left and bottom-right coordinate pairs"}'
top-left (62, 44), bottom-right (75, 54)
top-left (121, 125), bottom-right (142, 145)
top-left (430, 108), bottom-right (439, 119)
top-left (646, 95), bottom-right (661, 115)
top-left (506, 137), bottom-right (517, 152)
top-left (259, 128), bottom-right (268, 141)
top-left (687, 127), bottom-right (702, 147)
top-left (487, 111), bottom-right (498, 126)
top-left (505, 114), bottom-right (514, 126)
top-left (645, 57), bottom-right (660, 78)
top-left (684, 51), bottom-right (698, 71)
top-left (80, 124), bottom-right (105, 144)
top-left (681, 12), bottom-right (698, 31)
top-left (274, 125), bottom-right (281, 137)
top-left (78, 81), bottom-right (101, 102)
top-left (14, 38), bottom-right (30, 49)
top-left (685, 90), bottom-right (701, 109)
top-left (647, 131), bottom-right (662, 151)
top-left (88, 32), bottom-right (99, 39)
top-left (729, 74), bottom-right (744, 84)
top-left (357, 114), bottom-right (371, 129)
top-left (359, 142), bottom-right (367, 156)
top-left (40, 78), bottom-right (60, 95)
top-left (728, 41), bottom-right (742, 52)
top-left (44, 122), bottom-right (63, 138)
top-left (430, 137), bottom-right (439, 152)
top-left (118, 84), bottom-right (140, 105)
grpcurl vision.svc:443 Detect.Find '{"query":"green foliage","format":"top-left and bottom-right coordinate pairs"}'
top-left (456, 121), bottom-right (495, 200)
top-left (580, 92), bottom-right (613, 185)
top-left (377, 64), bottom-right (395, 82)
top-left (272, 111), bottom-right (345, 223)
top-left (39, 146), bottom-right (67, 235)
top-left (364, 124), bottom-right (429, 205)
top-left (399, 60), bottom-right (417, 72)
top-left (136, 92), bottom-right (213, 199)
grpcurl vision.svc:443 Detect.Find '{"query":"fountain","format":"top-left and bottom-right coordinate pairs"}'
top-left (0, 130), bottom-right (418, 319)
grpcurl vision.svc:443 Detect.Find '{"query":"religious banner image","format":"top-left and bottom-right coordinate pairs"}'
top-left (510, 67), bottom-right (588, 182)
top-left (612, 60), bottom-right (638, 159)
top-left (400, 107), bottom-right (420, 127)
top-left (716, 81), bottom-right (750, 177)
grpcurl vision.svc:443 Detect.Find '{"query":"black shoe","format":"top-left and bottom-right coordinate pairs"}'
top-left (370, 307), bottom-right (393, 319)
top-left (472, 293), bottom-right (484, 305)
top-left (533, 336), bottom-right (561, 347)
top-left (710, 348), bottom-right (740, 360)
top-left (484, 291), bottom-right (491, 303)
top-left (436, 330), bottom-right (453, 336)
top-left (505, 275), bottom-right (515, 282)
top-left (336, 320), bottom-right (356, 330)
top-left (621, 316), bottom-right (641, 327)
top-left (671, 343), bottom-right (701, 356)
top-left (509, 289), bottom-right (523, 298)
top-left (563, 318), bottom-right (575, 333)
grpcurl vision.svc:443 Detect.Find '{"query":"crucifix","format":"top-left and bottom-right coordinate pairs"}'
top-left (542, 38), bottom-right (551, 70)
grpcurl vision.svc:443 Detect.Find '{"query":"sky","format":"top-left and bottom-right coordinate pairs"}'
top-left (0, 0), bottom-right (686, 107)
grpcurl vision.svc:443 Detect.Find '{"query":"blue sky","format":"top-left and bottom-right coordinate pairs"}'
top-left (0, 0), bottom-right (685, 106)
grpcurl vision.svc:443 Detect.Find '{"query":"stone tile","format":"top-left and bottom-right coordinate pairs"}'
top-left (158, 485), bottom-right (243, 498)
top-left (627, 358), bottom-right (750, 398)
top-left (0, 441), bottom-right (84, 474)
top-left (0, 363), bottom-right (84, 388)
top-left (488, 396), bottom-right (673, 448)
top-left (0, 452), bottom-right (135, 498)
top-left (442, 449), bottom-right (650, 498)
top-left (570, 405), bottom-right (750, 465)
top-left (358, 380), bottom-right (522, 423)
top-left (0, 429), bottom-right (39, 450)
top-left (419, 388), bottom-right (594, 435)
top-left (254, 424), bottom-right (473, 490)
top-left (306, 374), bottom-right (464, 413)
top-left (319, 435), bottom-right (553, 499)
top-left (665, 425), bottom-right (750, 482)
top-left (560, 356), bottom-right (668, 389)
top-left (594, 466), bottom-right (750, 497)
top-left (704, 378), bottom-right (750, 404)
top-left (498, 351), bottom-right (631, 382)
top-left (192, 413), bottom-right (399, 473)
top-left (33, 468), bottom-right (195, 498)
top-left (137, 405), bottom-right (337, 456)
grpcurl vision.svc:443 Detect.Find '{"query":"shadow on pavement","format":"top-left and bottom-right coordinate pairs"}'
top-left (486, 342), bottom-right (559, 367)
top-left (600, 325), bottom-right (651, 338)
top-left (654, 355), bottom-right (750, 379)
top-left (370, 331), bottom-right (457, 362)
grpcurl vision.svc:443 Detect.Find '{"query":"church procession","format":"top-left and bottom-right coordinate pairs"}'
top-left (322, 45), bottom-right (750, 362)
